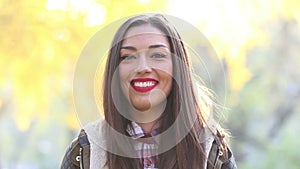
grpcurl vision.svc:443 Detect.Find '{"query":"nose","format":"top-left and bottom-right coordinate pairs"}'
top-left (134, 54), bottom-right (152, 74)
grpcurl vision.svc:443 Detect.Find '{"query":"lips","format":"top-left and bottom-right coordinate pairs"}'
top-left (131, 78), bottom-right (158, 92)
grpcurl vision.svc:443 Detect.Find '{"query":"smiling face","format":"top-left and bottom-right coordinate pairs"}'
top-left (119, 24), bottom-right (173, 117)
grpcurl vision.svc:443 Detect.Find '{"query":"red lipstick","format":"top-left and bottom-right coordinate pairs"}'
top-left (131, 78), bottom-right (158, 92)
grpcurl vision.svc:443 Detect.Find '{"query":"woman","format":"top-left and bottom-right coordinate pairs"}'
top-left (61, 13), bottom-right (237, 169)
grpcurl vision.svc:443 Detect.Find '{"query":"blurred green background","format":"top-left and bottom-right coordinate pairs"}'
top-left (1, 0), bottom-right (300, 168)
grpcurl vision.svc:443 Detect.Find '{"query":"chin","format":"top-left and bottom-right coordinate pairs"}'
top-left (132, 103), bottom-right (151, 112)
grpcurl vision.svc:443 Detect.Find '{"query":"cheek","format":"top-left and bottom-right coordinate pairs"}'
top-left (154, 60), bottom-right (173, 75)
top-left (159, 66), bottom-right (173, 95)
top-left (163, 61), bottom-right (173, 83)
top-left (166, 62), bottom-right (173, 94)
top-left (118, 64), bottom-right (129, 81)
top-left (166, 74), bottom-right (173, 92)
top-left (118, 64), bottom-right (132, 94)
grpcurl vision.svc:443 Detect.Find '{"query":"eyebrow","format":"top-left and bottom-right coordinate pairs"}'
top-left (120, 44), bottom-right (169, 51)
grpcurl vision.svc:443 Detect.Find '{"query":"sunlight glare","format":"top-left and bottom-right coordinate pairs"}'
top-left (137, 0), bottom-right (150, 3)
top-left (46, 0), bottom-right (68, 10)
top-left (84, 4), bottom-right (107, 27)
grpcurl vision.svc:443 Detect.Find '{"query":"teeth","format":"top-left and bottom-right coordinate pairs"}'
top-left (134, 81), bottom-right (156, 87)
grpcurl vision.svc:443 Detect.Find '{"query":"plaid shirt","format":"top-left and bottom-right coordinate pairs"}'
top-left (126, 121), bottom-right (160, 169)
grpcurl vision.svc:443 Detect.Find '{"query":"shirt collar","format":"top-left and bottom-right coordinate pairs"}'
top-left (126, 121), bottom-right (160, 140)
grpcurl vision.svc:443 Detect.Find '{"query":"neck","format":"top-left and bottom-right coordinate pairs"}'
top-left (137, 120), bottom-right (160, 133)
top-left (128, 103), bottom-right (165, 133)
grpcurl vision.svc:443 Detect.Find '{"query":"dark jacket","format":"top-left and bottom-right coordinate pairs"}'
top-left (60, 128), bottom-right (237, 169)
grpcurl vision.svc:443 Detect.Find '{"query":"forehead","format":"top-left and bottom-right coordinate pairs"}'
top-left (122, 24), bottom-right (169, 47)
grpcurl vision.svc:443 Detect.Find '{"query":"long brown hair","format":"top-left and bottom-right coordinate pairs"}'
top-left (103, 13), bottom-right (212, 169)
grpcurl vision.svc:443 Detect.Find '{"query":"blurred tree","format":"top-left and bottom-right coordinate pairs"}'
top-left (227, 17), bottom-right (300, 169)
top-left (1, 0), bottom-right (300, 168)
top-left (0, 0), bottom-right (168, 168)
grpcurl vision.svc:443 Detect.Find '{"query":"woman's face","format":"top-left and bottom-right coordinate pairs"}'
top-left (119, 24), bottom-right (173, 114)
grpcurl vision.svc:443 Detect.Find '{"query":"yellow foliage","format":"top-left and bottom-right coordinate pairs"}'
top-left (14, 112), bottom-right (32, 132)
top-left (281, 0), bottom-right (300, 20)
top-left (1, 0), bottom-right (299, 130)
top-left (227, 55), bottom-right (252, 91)
top-left (65, 110), bottom-right (80, 130)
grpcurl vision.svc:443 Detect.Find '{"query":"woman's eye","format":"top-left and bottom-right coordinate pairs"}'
top-left (120, 54), bottom-right (136, 61)
top-left (151, 53), bottom-right (167, 58)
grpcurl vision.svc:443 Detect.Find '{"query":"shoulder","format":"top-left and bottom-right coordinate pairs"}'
top-left (83, 118), bottom-right (108, 169)
top-left (60, 118), bottom-right (108, 169)
top-left (60, 129), bottom-right (88, 169)
top-left (206, 129), bottom-right (238, 169)
top-left (83, 118), bottom-right (106, 141)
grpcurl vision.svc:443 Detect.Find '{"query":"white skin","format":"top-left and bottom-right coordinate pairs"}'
top-left (119, 24), bottom-right (173, 133)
